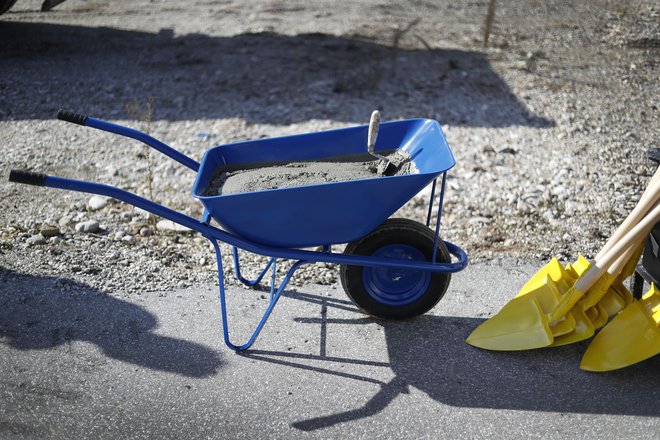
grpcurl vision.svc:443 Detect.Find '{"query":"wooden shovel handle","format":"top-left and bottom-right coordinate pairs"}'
top-left (577, 200), bottom-right (660, 292)
top-left (596, 167), bottom-right (660, 260)
top-left (607, 230), bottom-right (648, 277)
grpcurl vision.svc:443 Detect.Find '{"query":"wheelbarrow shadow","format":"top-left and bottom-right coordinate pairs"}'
top-left (0, 268), bottom-right (223, 378)
top-left (0, 21), bottom-right (553, 128)
top-left (243, 289), bottom-right (660, 431)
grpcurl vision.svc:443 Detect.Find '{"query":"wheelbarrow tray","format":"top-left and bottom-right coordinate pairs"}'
top-left (192, 118), bottom-right (455, 248)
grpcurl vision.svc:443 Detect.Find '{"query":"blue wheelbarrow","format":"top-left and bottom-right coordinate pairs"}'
top-left (9, 110), bottom-right (468, 351)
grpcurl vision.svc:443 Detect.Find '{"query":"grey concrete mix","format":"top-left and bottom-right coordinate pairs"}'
top-left (207, 151), bottom-right (413, 196)
top-left (1, 259), bottom-right (658, 439)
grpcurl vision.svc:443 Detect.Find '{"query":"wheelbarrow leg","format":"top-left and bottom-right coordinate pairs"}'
top-left (232, 246), bottom-right (276, 287)
top-left (432, 172), bottom-right (448, 263)
top-left (423, 172), bottom-right (448, 263)
top-left (209, 238), bottom-right (306, 351)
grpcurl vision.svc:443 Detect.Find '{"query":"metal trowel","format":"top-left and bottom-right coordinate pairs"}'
top-left (367, 110), bottom-right (410, 176)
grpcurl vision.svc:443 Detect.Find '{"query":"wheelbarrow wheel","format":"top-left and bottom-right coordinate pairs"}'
top-left (340, 218), bottom-right (451, 319)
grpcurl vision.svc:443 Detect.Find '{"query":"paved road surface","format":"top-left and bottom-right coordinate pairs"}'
top-left (1, 259), bottom-right (659, 439)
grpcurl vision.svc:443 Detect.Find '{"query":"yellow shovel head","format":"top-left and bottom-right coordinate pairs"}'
top-left (515, 258), bottom-right (578, 336)
top-left (466, 276), bottom-right (569, 350)
top-left (594, 243), bottom-right (640, 318)
top-left (580, 285), bottom-right (660, 371)
top-left (552, 250), bottom-right (638, 347)
top-left (547, 272), bottom-right (616, 347)
top-left (517, 258), bottom-right (571, 295)
top-left (589, 302), bottom-right (609, 329)
top-left (596, 288), bottom-right (628, 320)
top-left (549, 304), bottom-right (595, 347)
top-left (568, 255), bottom-right (591, 278)
top-left (549, 287), bottom-right (614, 347)
top-left (582, 272), bottom-right (616, 310)
top-left (609, 280), bottom-right (634, 310)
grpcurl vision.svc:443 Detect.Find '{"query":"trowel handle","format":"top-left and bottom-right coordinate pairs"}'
top-left (596, 167), bottom-right (660, 260)
top-left (367, 110), bottom-right (380, 156)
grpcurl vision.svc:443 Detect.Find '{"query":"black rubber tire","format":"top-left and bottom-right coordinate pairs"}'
top-left (0, 0), bottom-right (18, 15)
top-left (340, 218), bottom-right (451, 319)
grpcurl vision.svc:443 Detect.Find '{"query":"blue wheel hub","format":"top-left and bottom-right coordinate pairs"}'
top-left (362, 244), bottom-right (430, 306)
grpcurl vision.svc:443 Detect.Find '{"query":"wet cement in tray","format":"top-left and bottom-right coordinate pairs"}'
top-left (206, 151), bottom-right (413, 196)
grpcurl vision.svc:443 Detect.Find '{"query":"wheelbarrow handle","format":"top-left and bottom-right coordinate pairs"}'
top-left (8, 170), bottom-right (47, 186)
top-left (56, 109), bottom-right (201, 172)
top-left (8, 169), bottom-right (468, 273)
top-left (57, 109), bottom-right (87, 125)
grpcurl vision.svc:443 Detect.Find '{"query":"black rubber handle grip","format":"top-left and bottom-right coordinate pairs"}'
top-left (8, 169), bottom-right (47, 186)
top-left (647, 148), bottom-right (660, 164)
top-left (57, 109), bottom-right (87, 125)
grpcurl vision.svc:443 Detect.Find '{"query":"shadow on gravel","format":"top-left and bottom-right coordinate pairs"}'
top-left (243, 290), bottom-right (660, 431)
top-left (0, 22), bottom-right (553, 128)
top-left (0, 268), bottom-right (222, 378)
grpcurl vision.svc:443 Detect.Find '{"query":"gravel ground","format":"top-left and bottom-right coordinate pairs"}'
top-left (0, 0), bottom-right (658, 293)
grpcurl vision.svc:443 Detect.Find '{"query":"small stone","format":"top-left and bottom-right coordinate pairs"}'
top-left (40, 223), bottom-right (60, 238)
top-left (498, 147), bottom-right (517, 154)
top-left (114, 230), bottom-right (126, 240)
top-left (139, 227), bottom-right (153, 237)
top-left (88, 196), bottom-right (109, 211)
top-left (49, 236), bottom-right (63, 244)
top-left (133, 207), bottom-right (150, 218)
top-left (58, 216), bottom-right (73, 227)
top-left (468, 217), bottom-right (492, 225)
top-left (122, 235), bottom-right (137, 245)
top-left (26, 234), bottom-right (47, 246)
top-left (75, 220), bottom-right (100, 233)
top-left (156, 220), bottom-right (192, 233)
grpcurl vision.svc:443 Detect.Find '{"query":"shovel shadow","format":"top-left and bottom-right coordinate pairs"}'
top-left (0, 268), bottom-right (223, 378)
top-left (244, 290), bottom-right (660, 431)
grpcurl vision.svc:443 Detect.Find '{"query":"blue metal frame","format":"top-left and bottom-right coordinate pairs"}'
top-left (19, 116), bottom-right (469, 351)
top-left (232, 247), bottom-right (276, 287)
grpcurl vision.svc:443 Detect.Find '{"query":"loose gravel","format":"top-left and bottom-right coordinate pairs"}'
top-left (0, 0), bottom-right (658, 294)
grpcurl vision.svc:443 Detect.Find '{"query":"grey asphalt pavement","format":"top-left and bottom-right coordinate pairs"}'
top-left (1, 259), bottom-right (659, 439)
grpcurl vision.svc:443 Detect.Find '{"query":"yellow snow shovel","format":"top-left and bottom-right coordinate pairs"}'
top-left (466, 200), bottom-right (660, 351)
top-left (580, 283), bottom-right (660, 371)
top-left (467, 168), bottom-right (660, 350)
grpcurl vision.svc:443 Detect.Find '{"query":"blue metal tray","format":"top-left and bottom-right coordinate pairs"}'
top-left (192, 119), bottom-right (455, 247)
